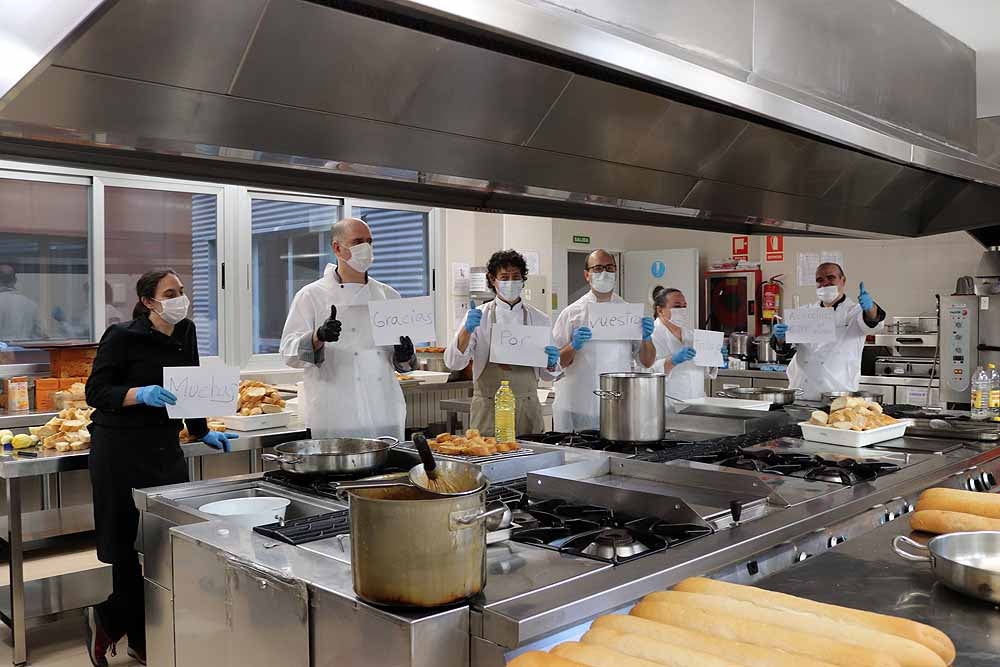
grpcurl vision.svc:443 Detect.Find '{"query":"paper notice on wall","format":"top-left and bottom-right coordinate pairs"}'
top-left (369, 296), bottom-right (436, 346)
top-left (692, 329), bottom-right (724, 367)
top-left (784, 307), bottom-right (836, 344)
top-left (452, 262), bottom-right (470, 295)
top-left (489, 324), bottom-right (551, 367)
top-left (820, 251), bottom-right (844, 273)
top-left (164, 366), bottom-right (240, 419)
top-left (797, 252), bottom-right (820, 287)
top-left (470, 269), bottom-right (488, 293)
top-left (587, 302), bottom-right (644, 340)
top-left (523, 251), bottom-right (541, 277)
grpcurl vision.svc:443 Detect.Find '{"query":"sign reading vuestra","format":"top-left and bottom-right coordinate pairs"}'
top-left (164, 366), bottom-right (240, 419)
top-left (586, 302), bottom-right (645, 341)
top-left (368, 296), bottom-right (436, 346)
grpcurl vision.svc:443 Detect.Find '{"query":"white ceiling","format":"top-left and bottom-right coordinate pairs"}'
top-left (897, 0), bottom-right (1000, 118)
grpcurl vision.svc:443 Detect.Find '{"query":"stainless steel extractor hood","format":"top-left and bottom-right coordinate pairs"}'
top-left (2, 0), bottom-right (1000, 239)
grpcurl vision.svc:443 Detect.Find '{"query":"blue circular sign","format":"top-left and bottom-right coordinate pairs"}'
top-left (651, 260), bottom-right (666, 278)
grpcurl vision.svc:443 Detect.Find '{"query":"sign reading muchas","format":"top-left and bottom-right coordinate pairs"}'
top-left (164, 366), bottom-right (240, 418)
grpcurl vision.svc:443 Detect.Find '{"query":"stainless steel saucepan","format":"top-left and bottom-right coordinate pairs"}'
top-left (893, 531), bottom-right (1000, 604)
top-left (262, 436), bottom-right (399, 475)
top-left (716, 386), bottom-right (801, 406)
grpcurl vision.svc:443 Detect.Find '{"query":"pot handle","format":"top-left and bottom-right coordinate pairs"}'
top-left (715, 391), bottom-right (736, 399)
top-left (451, 505), bottom-right (507, 529)
top-left (261, 452), bottom-right (303, 465)
top-left (375, 436), bottom-right (400, 449)
top-left (892, 535), bottom-right (931, 563)
top-left (325, 478), bottom-right (412, 491)
top-left (593, 390), bottom-right (622, 400)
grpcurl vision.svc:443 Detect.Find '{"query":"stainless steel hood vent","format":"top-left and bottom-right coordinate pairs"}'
top-left (2, 0), bottom-right (1000, 239)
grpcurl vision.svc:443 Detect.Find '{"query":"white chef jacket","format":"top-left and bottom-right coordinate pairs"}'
top-left (0, 289), bottom-right (43, 341)
top-left (444, 298), bottom-right (559, 383)
top-left (551, 291), bottom-right (641, 431)
top-left (785, 296), bottom-right (882, 401)
top-left (647, 318), bottom-right (716, 412)
top-left (279, 264), bottom-right (406, 440)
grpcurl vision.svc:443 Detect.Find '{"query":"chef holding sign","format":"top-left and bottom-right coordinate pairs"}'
top-left (646, 287), bottom-right (720, 411)
top-left (552, 249), bottom-right (656, 431)
top-left (771, 262), bottom-right (885, 400)
top-left (280, 218), bottom-right (416, 440)
top-left (445, 249), bottom-right (560, 436)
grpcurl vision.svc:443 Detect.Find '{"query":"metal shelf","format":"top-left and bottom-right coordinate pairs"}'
top-left (0, 567), bottom-right (111, 624)
top-left (0, 505), bottom-right (94, 549)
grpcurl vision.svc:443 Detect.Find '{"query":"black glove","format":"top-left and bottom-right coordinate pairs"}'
top-left (316, 305), bottom-right (342, 343)
top-left (393, 335), bottom-right (416, 371)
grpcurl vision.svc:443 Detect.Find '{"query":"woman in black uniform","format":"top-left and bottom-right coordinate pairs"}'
top-left (84, 269), bottom-right (236, 666)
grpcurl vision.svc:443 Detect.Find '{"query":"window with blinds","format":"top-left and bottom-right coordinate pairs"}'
top-left (356, 207), bottom-right (430, 298)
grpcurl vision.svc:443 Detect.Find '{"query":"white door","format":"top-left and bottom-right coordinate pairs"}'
top-left (623, 249), bottom-right (700, 320)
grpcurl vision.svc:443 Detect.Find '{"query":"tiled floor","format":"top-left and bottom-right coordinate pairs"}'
top-left (0, 547), bottom-right (139, 666)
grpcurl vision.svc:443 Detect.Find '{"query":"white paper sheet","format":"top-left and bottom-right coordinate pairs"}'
top-left (368, 296), bottom-right (436, 346)
top-left (586, 301), bottom-right (644, 340)
top-left (164, 366), bottom-right (240, 419)
top-left (451, 262), bottom-right (470, 295)
top-left (490, 324), bottom-right (551, 367)
top-left (784, 307), bottom-right (836, 344)
top-left (797, 252), bottom-right (820, 287)
top-left (692, 329), bottom-right (724, 367)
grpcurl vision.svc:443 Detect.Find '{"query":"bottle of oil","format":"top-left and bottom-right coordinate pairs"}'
top-left (971, 365), bottom-right (991, 420)
top-left (989, 363), bottom-right (1000, 419)
top-left (494, 380), bottom-right (516, 443)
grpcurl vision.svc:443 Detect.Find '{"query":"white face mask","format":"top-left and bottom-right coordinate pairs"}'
top-left (343, 242), bottom-right (374, 273)
top-left (590, 271), bottom-right (616, 294)
top-left (668, 307), bottom-right (688, 328)
top-left (155, 294), bottom-right (189, 325)
top-left (816, 286), bottom-right (840, 304)
top-left (496, 280), bottom-right (523, 303)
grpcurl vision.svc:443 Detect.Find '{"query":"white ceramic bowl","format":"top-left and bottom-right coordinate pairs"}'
top-left (198, 496), bottom-right (291, 527)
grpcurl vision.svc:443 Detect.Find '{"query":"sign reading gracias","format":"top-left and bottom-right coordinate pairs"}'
top-left (368, 296), bottom-right (436, 346)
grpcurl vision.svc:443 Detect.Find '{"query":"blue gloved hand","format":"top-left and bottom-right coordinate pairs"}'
top-left (571, 326), bottom-right (592, 351)
top-left (641, 317), bottom-right (655, 341)
top-left (544, 345), bottom-right (560, 369)
top-left (136, 385), bottom-right (177, 407)
top-left (202, 431), bottom-right (239, 453)
top-left (721, 345), bottom-right (729, 360)
top-left (858, 282), bottom-right (874, 311)
top-left (773, 322), bottom-right (789, 341)
top-left (464, 307), bottom-right (483, 334)
top-left (671, 347), bottom-right (697, 365)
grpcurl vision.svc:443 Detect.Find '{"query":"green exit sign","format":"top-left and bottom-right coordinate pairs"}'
top-left (572, 235), bottom-right (590, 244)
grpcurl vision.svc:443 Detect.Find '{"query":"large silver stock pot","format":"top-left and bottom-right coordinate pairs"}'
top-left (594, 372), bottom-right (665, 442)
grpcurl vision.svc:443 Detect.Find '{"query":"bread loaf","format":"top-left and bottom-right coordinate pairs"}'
top-left (642, 592), bottom-right (943, 667)
top-left (672, 577), bottom-right (954, 665)
top-left (589, 617), bottom-right (832, 667)
top-left (911, 509), bottom-right (1000, 535)
top-left (581, 627), bottom-right (742, 667)
top-left (507, 651), bottom-right (585, 667)
top-left (916, 487), bottom-right (1000, 519)
top-left (631, 601), bottom-right (901, 667)
top-left (551, 642), bottom-right (663, 667)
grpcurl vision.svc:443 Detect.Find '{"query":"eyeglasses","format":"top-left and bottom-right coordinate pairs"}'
top-left (586, 264), bottom-right (617, 273)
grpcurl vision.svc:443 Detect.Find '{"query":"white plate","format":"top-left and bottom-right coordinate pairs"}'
top-left (681, 397), bottom-right (772, 411)
top-left (406, 370), bottom-right (451, 384)
top-left (223, 410), bottom-right (292, 431)
top-left (798, 419), bottom-right (912, 448)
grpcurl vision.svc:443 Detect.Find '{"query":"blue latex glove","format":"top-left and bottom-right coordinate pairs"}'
top-left (202, 431), bottom-right (239, 453)
top-left (773, 322), bottom-right (789, 341)
top-left (464, 307), bottom-right (483, 333)
top-left (641, 317), bottom-right (655, 341)
top-left (721, 345), bottom-right (729, 361)
top-left (858, 282), bottom-right (874, 311)
top-left (136, 385), bottom-right (177, 407)
top-left (671, 347), bottom-right (697, 365)
top-left (571, 326), bottom-right (592, 350)
top-left (544, 345), bottom-right (560, 368)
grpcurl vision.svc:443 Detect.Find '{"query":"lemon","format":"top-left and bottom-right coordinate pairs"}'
top-left (11, 434), bottom-right (33, 449)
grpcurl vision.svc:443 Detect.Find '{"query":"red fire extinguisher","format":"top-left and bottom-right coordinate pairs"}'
top-left (762, 275), bottom-right (783, 321)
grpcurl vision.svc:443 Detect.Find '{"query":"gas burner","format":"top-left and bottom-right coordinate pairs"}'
top-left (560, 527), bottom-right (667, 564)
top-left (509, 526), bottom-right (575, 545)
top-left (625, 517), bottom-right (713, 545)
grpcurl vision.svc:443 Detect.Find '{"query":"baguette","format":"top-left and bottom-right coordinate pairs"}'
top-left (642, 592), bottom-right (942, 667)
top-left (631, 601), bottom-right (901, 667)
top-left (583, 626), bottom-right (757, 667)
top-left (910, 509), bottom-right (1000, 535)
top-left (916, 487), bottom-right (1000, 519)
top-left (673, 577), bottom-right (954, 665)
top-left (507, 651), bottom-right (585, 667)
top-left (551, 642), bottom-right (662, 667)
top-left (591, 614), bottom-right (836, 667)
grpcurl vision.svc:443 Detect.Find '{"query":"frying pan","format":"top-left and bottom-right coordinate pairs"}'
top-left (893, 531), bottom-right (1000, 604)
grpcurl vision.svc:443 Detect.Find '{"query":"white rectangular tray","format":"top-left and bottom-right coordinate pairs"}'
top-left (406, 370), bottom-right (451, 384)
top-left (681, 397), bottom-right (772, 411)
top-left (798, 419), bottom-right (911, 448)
top-left (223, 411), bottom-right (292, 432)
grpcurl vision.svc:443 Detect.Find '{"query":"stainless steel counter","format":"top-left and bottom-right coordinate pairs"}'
top-left (757, 515), bottom-right (1000, 666)
top-left (0, 410), bottom-right (60, 430)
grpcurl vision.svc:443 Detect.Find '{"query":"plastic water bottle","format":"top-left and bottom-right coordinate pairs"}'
top-left (989, 363), bottom-right (1000, 418)
top-left (971, 366), bottom-right (991, 420)
top-left (494, 380), bottom-right (516, 443)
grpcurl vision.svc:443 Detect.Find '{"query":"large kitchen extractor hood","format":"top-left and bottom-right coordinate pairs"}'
top-left (2, 0), bottom-right (1000, 239)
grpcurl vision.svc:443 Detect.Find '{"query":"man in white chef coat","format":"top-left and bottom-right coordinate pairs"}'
top-left (551, 249), bottom-right (656, 431)
top-left (772, 262), bottom-right (885, 400)
top-left (0, 263), bottom-right (43, 342)
top-left (280, 218), bottom-right (416, 440)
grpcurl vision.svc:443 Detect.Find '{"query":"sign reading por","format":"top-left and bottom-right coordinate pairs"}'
top-left (784, 307), bottom-right (836, 344)
top-left (732, 235), bottom-right (750, 260)
top-left (490, 324), bottom-right (551, 367)
top-left (164, 366), bottom-right (240, 419)
top-left (368, 296), bottom-right (436, 346)
top-left (586, 302), bottom-right (644, 340)
top-left (765, 235), bottom-right (784, 262)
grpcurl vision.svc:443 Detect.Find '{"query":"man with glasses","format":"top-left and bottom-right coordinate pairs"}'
top-left (552, 249), bottom-right (656, 432)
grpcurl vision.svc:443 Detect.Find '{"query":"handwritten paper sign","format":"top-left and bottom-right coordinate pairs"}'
top-left (368, 296), bottom-right (436, 346)
top-left (692, 329), bottom-right (724, 367)
top-left (490, 324), bottom-right (551, 367)
top-left (784, 307), bottom-right (836, 344)
top-left (587, 302), bottom-right (644, 340)
top-left (164, 366), bottom-right (239, 419)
